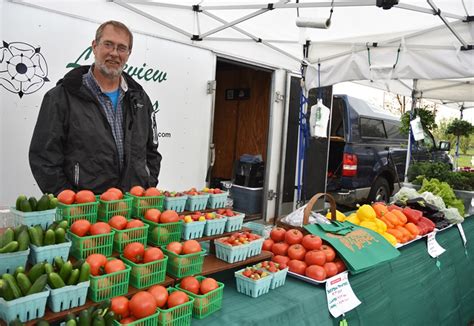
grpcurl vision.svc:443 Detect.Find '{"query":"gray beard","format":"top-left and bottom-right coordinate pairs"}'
top-left (95, 60), bottom-right (123, 79)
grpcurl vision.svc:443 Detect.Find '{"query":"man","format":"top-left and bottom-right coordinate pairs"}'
top-left (29, 21), bottom-right (161, 194)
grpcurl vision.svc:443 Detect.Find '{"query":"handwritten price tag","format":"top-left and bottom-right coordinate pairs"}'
top-left (427, 231), bottom-right (446, 258)
top-left (325, 271), bottom-right (361, 318)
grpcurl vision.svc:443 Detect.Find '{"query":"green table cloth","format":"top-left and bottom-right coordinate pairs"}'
top-left (193, 217), bottom-right (474, 326)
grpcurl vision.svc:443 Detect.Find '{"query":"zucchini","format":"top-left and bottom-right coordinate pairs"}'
top-left (27, 262), bottom-right (45, 283)
top-left (16, 272), bottom-right (32, 296)
top-left (26, 274), bottom-right (47, 295)
top-left (48, 272), bottom-right (66, 289)
top-left (2, 273), bottom-right (22, 299)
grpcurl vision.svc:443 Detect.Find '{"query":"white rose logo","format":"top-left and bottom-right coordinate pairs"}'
top-left (0, 41), bottom-right (49, 98)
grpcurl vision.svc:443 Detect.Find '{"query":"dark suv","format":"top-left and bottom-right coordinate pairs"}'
top-left (326, 95), bottom-right (452, 206)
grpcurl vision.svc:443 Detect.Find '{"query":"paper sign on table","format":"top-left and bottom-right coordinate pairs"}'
top-left (325, 271), bottom-right (361, 318)
top-left (427, 231), bottom-right (446, 258)
top-left (457, 223), bottom-right (467, 247)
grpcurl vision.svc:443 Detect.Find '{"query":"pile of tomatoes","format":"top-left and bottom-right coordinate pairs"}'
top-left (86, 254), bottom-right (127, 276)
top-left (122, 242), bottom-right (164, 264)
top-left (70, 220), bottom-right (112, 237)
top-left (143, 209), bottom-right (180, 224)
top-left (165, 240), bottom-right (202, 255)
top-left (178, 276), bottom-right (219, 295)
top-left (263, 227), bottom-right (346, 281)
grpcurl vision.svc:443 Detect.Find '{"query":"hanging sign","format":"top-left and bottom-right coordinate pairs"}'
top-left (456, 223), bottom-right (467, 247)
top-left (427, 231), bottom-right (446, 258)
top-left (410, 116), bottom-right (425, 141)
top-left (309, 99), bottom-right (330, 138)
top-left (325, 271), bottom-right (361, 318)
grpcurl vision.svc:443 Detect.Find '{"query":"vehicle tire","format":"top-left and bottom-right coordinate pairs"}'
top-left (368, 177), bottom-right (390, 203)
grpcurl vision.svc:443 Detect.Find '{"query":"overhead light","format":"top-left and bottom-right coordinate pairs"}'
top-left (296, 17), bottom-right (331, 29)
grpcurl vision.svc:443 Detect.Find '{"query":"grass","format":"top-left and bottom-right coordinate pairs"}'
top-left (451, 148), bottom-right (474, 168)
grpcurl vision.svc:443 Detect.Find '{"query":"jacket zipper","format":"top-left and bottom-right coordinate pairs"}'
top-left (74, 163), bottom-right (80, 186)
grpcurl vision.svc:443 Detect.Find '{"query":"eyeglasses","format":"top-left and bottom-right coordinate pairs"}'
top-left (100, 41), bottom-right (130, 54)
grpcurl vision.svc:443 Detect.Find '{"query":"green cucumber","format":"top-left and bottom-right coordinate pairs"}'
top-left (66, 320), bottom-right (78, 326)
top-left (67, 269), bottom-right (80, 285)
top-left (54, 256), bottom-right (65, 271)
top-left (36, 194), bottom-right (51, 211)
top-left (28, 227), bottom-right (41, 247)
top-left (48, 272), bottom-right (66, 289)
top-left (49, 198), bottom-right (59, 209)
top-left (15, 195), bottom-right (27, 211)
top-left (59, 261), bottom-right (73, 283)
top-left (78, 308), bottom-right (92, 326)
top-left (28, 197), bottom-right (38, 211)
top-left (0, 279), bottom-right (5, 299)
top-left (34, 225), bottom-right (44, 245)
top-left (3, 228), bottom-right (14, 245)
top-left (1, 278), bottom-right (15, 301)
top-left (27, 262), bottom-right (45, 283)
top-left (16, 272), bottom-right (32, 296)
top-left (0, 241), bottom-right (19, 253)
top-left (13, 225), bottom-right (27, 240)
top-left (26, 274), bottom-right (47, 295)
top-left (44, 263), bottom-right (54, 275)
top-left (78, 262), bottom-right (90, 283)
top-left (44, 229), bottom-right (55, 246)
top-left (13, 266), bottom-right (25, 278)
top-left (58, 220), bottom-right (69, 230)
top-left (17, 230), bottom-right (30, 251)
top-left (55, 227), bottom-right (66, 244)
top-left (19, 199), bottom-right (32, 212)
top-left (47, 221), bottom-right (59, 231)
top-left (2, 273), bottom-right (22, 299)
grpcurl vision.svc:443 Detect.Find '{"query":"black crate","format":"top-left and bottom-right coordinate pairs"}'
top-left (233, 161), bottom-right (265, 187)
top-left (231, 185), bottom-right (263, 214)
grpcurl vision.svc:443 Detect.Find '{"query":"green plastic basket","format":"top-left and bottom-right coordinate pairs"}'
top-left (161, 247), bottom-right (205, 278)
top-left (89, 261), bottom-right (131, 302)
top-left (10, 207), bottom-right (56, 229)
top-left (0, 249), bottom-right (29, 274)
top-left (176, 276), bottom-right (224, 319)
top-left (29, 241), bottom-right (71, 264)
top-left (113, 311), bottom-right (160, 326)
top-left (56, 201), bottom-right (98, 225)
top-left (204, 217), bottom-right (228, 236)
top-left (207, 192), bottom-right (228, 209)
top-left (98, 196), bottom-right (133, 221)
top-left (127, 193), bottom-right (165, 218)
top-left (214, 240), bottom-right (249, 263)
top-left (224, 212), bottom-right (245, 232)
top-left (158, 288), bottom-right (194, 326)
top-left (67, 230), bottom-right (115, 259)
top-left (0, 289), bottom-right (49, 323)
top-left (47, 281), bottom-right (90, 312)
top-left (164, 195), bottom-right (188, 213)
top-left (185, 194), bottom-right (209, 211)
top-left (234, 268), bottom-right (272, 298)
top-left (121, 255), bottom-right (168, 289)
top-left (113, 224), bottom-right (149, 253)
top-left (181, 221), bottom-right (206, 240)
top-left (144, 220), bottom-right (183, 247)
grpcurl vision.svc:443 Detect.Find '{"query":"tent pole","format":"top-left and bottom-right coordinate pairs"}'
top-left (455, 107), bottom-right (464, 170)
top-left (404, 79), bottom-right (418, 183)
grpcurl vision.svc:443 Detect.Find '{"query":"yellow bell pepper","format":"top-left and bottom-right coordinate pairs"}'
top-left (345, 213), bottom-right (360, 225)
top-left (356, 204), bottom-right (376, 221)
top-left (360, 220), bottom-right (378, 232)
top-left (374, 218), bottom-right (387, 233)
top-left (382, 232), bottom-right (398, 246)
top-left (326, 210), bottom-right (346, 222)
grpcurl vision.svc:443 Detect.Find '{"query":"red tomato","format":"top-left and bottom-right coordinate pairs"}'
top-left (262, 239), bottom-right (274, 251)
top-left (144, 187), bottom-right (162, 197)
top-left (104, 259), bottom-right (126, 274)
top-left (90, 222), bottom-right (111, 235)
top-left (179, 276), bottom-right (200, 294)
top-left (107, 187), bottom-right (123, 199)
top-left (305, 265), bottom-right (327, 281)
top-left (123, 242), bottom-right (145, 263)
top-left (301, 234), bottom-right (322, 250)
top-left (271, 242), bottom-right (289, 256)
top-left (75, 190), bottom-right (96, 203)
top-left (130, 186), bottom-right (145, 197)
top-left (160, 210), bottom-right (180, 223)
top-left (200, 278), bottom-right (218, 294)
top-left (287, 244), bottom-right (307, 261)
top-left (166, 241), bottom-right (183, 255)
top-left (109, 215), bottom-right (128, 230)
top-left (272, 255), bottom-right (290, 267)
top-left (70, 219), bottom-right (91, 237)
top-left (270, 227), bottom-right (286, 242)
top-left (57, 189), bottom-right (76, 205)
top-left (86, 254), bottom-right (107, 276)
top-left (284, 229), bottom-right (304, 245)
top-left (305, 250), bottom-right (326, 266)
top-left (182, 240), bottom-right (201, 254)
top-left (167, 290), bottom-right (189, 308)
top-left (143, 247), bottom-right (164, 263)
top-left (321, 244), bottom-right (336, 262)
top-left (120, 317), bottom-right (136, 325)
top-left (148, 285), bottom-right (168, 308)
top-left (126, 219), bottom-right (144, 229)
top-left (111, 296), bottom-right (129, 318)
top-left (288, 259), bottom-right (307, 275)
top-left (144, 209), bottom-right (161, 223)
top-left (334, 258), bottom-right (347, 273)
top-left (100, 191), bottom-right (120, 201)
top-left (323, 262), bottom-right (339, 278)
top-left (129, 291), bottom-right (158, 319)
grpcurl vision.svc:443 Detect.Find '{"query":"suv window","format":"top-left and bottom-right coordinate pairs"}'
top-left (416, 130), bottom-right (436, 150)
top-left (360, 117), bottom-right (386, 138)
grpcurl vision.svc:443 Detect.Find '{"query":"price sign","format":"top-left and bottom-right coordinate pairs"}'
top-left (326, 271), bottom-right (361, 318)
top-left (427, 231), bottom-right (446, 258)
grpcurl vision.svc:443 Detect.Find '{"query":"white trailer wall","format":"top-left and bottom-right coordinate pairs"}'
top-left (0, 1), bottom-right (216, 206)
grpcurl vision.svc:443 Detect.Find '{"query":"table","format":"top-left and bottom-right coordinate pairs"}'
top-left (192, 217), bottom-right (474, 326)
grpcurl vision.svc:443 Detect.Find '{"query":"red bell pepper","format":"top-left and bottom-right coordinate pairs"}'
top-left (402, 207), bottom-right (422, 224)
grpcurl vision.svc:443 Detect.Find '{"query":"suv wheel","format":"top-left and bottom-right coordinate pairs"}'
top-left (368, 177), bottom-right (390, 203)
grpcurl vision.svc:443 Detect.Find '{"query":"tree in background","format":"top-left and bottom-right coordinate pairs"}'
top-left (460, 135), bottom-right (473, 155)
